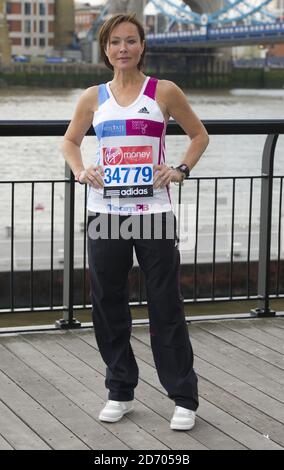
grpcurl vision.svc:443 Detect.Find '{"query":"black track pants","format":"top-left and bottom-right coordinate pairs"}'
top-left (87, 211), bottom-right (199, 411)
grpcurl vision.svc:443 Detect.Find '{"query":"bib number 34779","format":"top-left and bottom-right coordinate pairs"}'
top-left (103, 145), bottom-right (154, 199)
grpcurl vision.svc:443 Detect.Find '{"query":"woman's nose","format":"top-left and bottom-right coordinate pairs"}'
top-left (119, 41), bottom-right (127, 52)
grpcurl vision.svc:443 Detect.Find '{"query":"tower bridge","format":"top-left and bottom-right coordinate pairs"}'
top-left (88, 1), bottom-right (284, 78)
top-left (97, 0), bottom-right (284, 47)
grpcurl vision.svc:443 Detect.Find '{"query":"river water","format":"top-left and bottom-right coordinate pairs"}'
top-left (0, 85), bottom-right (284, 268)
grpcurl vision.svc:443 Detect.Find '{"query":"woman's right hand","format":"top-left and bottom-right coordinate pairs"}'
top-left (76, 165), bottom-right (104, 188)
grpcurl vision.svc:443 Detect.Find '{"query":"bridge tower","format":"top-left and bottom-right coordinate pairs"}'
top-left (106, 0), bottom-right (144, 23)
top-left (54, 0), bottom-right (75, 50)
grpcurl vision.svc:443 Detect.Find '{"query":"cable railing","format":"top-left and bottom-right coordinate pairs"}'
top-left (0, 119), bottom-right (284, 328)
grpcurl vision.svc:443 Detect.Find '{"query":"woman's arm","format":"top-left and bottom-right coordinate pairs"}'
top-left (61, 86), bottom-right (104, 187)
top-left (154, 80), bottom-right (209, 188)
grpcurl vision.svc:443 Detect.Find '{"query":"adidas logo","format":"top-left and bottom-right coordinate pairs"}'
top-left (138, 106), bottom-right (149, 114)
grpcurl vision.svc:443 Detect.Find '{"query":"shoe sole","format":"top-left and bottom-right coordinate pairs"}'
top-left (99, 406), bottom-right (134, 423)
top-left (170, 422), bottom-right (195, 431)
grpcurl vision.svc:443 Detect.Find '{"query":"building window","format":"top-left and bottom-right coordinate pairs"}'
top-left (6, 2), bottom-right (12, 14)
top-left (24, 20), bottom-right (31, 33)
top-left (39, 3), bottom-right (46, 15)
top-left (39, 21), bottom-right (45, 33)
top-left (8, 20), bottom-right (21, 32)
top-left (39, 38), bottom-right (46, 47)
top-left (25, 37), bottom-right (31, 47)
top-left (24, 2), bottom-right (31, 15)
top-left (12, 38), bottom-right (21, 46)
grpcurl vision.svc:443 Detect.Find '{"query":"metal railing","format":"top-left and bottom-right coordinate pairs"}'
top-left (0, 120), bottom-right (284, 328)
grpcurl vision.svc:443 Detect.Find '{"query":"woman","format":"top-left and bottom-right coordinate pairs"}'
top-left (62, 13), bottom-right (209, 431)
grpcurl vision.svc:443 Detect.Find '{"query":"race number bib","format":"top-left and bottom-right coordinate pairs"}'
top-left (103, 146), bottom-right (154, 198)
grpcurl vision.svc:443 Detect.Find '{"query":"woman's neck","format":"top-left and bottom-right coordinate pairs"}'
top-left (111, 69), bottom-right (146, 88)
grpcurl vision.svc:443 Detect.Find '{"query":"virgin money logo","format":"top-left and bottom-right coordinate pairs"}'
top-left (123, 146), bottom-right (152, 164)
top-left (104, 147), bottom-right (123, 165)
top-left (103, 146), bottom-right (153, 165)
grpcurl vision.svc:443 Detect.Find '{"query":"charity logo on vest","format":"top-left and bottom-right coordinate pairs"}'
top-left (104, 185), bottom-right (153, 199)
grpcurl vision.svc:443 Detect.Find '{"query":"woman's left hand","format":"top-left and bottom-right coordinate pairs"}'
top-left (153, 164), bottom-right (184, 188)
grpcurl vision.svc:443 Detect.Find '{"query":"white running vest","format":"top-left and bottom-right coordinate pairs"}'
top-left (87, 76), bottom-right (172, 215)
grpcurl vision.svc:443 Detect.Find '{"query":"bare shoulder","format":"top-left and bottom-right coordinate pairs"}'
top-left (156, 80), bottom-right (188, 120)
top-left (156, 80), bottom-right (186, 108)
top-left (156, 79), bottom-right (181, 98)
top-left (78, 85), bottom-right (99, 113)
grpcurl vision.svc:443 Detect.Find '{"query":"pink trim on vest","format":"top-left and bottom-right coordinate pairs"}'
top-left (143, 77), bottom-right (158, 100)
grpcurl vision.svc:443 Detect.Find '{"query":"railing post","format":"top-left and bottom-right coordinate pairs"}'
top-left (176, 180), bottom-right (183, 249)
top-left (55, 163), bottom-right (81, 329)
top-left (251, 134), bottom-right (279, 318)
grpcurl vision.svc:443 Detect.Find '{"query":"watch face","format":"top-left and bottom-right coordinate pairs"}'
top-left (177, 164), bottom-right (190, 177)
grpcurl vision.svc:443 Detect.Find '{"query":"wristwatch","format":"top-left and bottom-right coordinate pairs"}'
top-left (175, 164), bottom-right (190, 179)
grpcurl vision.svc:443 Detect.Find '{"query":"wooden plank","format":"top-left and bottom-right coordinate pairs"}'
top-left (194, 351), bottom-right (284, 424)
top-left (51, 330), bottom-right (208, 450)
top-left (189, 326), bottom-right (284, 404)
top-left (0, 369), bottom-right (88, 450)
top-left (267, 318), bottom-right (284, 329)
top-left (0, 400), bottom-right (50, 450)
top-left (74, 328), bottom-right (278, 449)
top-left (133, 360), bottom-right (246, 450)
top-left (0, 433), bottom-right (14, 450)
top-left (190, 324), bottom-right (284, 386)
top-left (198, 399), bottom-right (282, 450)
top-left (21, 332), bottom-right (171, 451)
top-left (220, 320), bottom-right (284, 354)
top-left (131, 328), bottom-right (283, 450)
top-left (252, 321), bottom-right (284, 341)
top-left (197, 375), bottom-right (284, 448)
top-left (188, 336), bottom-right (284, 423)
top-left (194, 349), bottom-right (284, 425)
top-left (0, 342), bottom-right (128, 450)
top-left (193, 321), bottom-right (284, 370)
top-left (70, 330), bottom-right (246, 450)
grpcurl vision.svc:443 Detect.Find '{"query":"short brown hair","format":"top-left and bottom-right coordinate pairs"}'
top-left (98, 13), bottom-right (146, 71)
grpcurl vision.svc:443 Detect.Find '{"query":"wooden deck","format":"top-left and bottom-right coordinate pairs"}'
top-left (0, 317), bottom-right (283, 450)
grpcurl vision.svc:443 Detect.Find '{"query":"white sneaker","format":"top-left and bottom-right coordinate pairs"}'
top-left (170, 406), bottom-right (196, 431)
top-left (99, 400), bottom-right (134, 423)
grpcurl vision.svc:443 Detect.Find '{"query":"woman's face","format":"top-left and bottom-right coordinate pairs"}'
top-left (105, 21), bottom-right (145, 71)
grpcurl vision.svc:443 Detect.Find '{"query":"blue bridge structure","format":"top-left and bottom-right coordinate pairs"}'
top-left (90, 0), bottom-right (284, 49)
top-left (147, 0), bottom-right (284, 48)
top-left (147, 22), bottom-right (284, 49)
